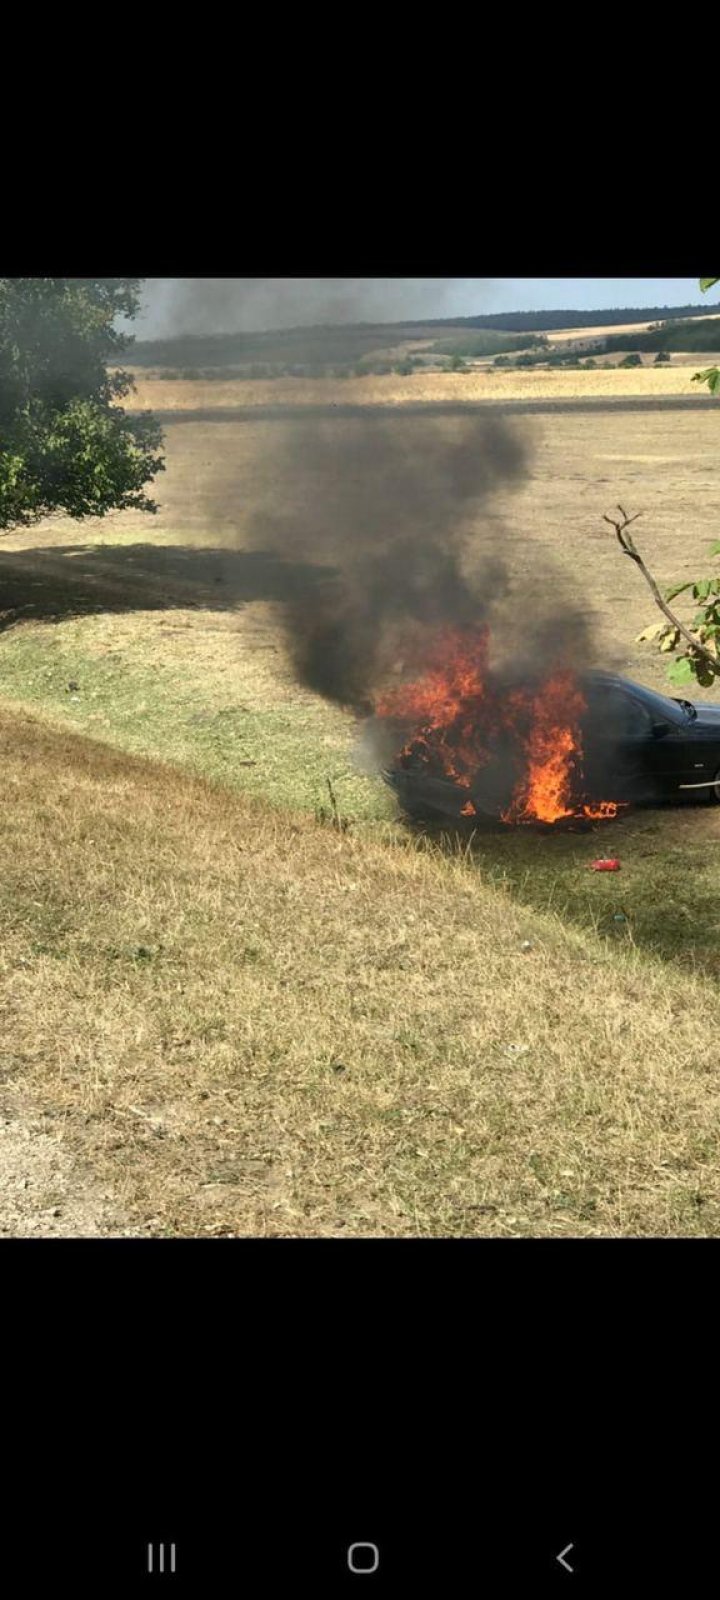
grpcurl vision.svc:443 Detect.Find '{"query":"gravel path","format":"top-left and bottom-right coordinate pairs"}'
top-left (0, 1094), bottom-right (142, 1237)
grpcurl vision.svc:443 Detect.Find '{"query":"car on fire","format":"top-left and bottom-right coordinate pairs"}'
top-left (381, 671), bottom-right (720, 823)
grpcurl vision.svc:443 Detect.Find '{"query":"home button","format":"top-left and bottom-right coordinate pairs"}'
top-left (347, 1542), bottom-right (380, 1574)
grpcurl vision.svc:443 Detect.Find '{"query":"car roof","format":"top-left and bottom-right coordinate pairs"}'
top-left (583, 671), bottom-right (644, 689)
top-left (583, 670), bottom-right (663, 695)
top-left (581, 671), bottom-right (685, 719)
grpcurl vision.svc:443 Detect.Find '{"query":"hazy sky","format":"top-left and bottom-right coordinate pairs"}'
top-left (132, 279), bottom-right (712, 339)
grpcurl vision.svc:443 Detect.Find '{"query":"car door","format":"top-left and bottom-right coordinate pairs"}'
top-left (582, 686), bottom-right (683, 802)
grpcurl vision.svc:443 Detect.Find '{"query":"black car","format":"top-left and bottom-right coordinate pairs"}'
top-left (381, 671), bottom-right (720, 822)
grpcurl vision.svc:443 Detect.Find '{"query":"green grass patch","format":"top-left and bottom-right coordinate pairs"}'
top-left (1, 613), bottom-right (718, 982)
top-left (0, 618), bottom-right (395, 822)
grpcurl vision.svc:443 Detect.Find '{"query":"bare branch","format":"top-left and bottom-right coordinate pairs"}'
top-left (604, 508), bottom-right (719, 678)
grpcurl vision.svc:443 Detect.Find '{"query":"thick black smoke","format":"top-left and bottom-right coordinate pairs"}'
top-left (168, 279), bottom-right (600, 756)
top-left (241, 409), bottom-right (590, 717)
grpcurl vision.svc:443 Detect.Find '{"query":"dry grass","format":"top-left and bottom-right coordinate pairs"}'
top-left (1, 398), bottom-right (719, 1236)
top-left (1, 706), bottom-right (719, 1238)
top-left (122, 366), bottom-right (716, 412)
top-left (2, 405), bottom-right (718, 710)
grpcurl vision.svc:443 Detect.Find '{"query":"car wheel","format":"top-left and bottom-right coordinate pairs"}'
top-left (711, 767), bottom-right (720, 804)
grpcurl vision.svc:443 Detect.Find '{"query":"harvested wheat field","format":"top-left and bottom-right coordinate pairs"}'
top-left (1, 386), bottom-right (719, 1236)
top-left (125, 365), bottom-right (717, 413)
top-left (545, 315), bottom-right (720, 345)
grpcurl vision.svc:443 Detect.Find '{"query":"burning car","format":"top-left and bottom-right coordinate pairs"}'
top-left (375, 629), bottom-right (720, 827)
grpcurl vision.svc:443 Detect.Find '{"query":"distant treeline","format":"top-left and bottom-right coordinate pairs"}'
top-left (453, 305), bottom-right (713, 333)
top-left (115, 324), bottom-right (441, 370)
top-left (429, 331), bottom-right (548, 358)
top-left (602, 317), bottom-right (720, 353)
top-left (116, 325), bottom-right (545, 374)
top-left (117, 305), bottom-right (714, 370)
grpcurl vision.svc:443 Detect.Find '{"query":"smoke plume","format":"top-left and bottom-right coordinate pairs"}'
top-left (163, 279), bottom-right (601, 768)
top-left (134, 279), bottom-right (495, 339)
top-left (238, 409), bottom-right (594, 728)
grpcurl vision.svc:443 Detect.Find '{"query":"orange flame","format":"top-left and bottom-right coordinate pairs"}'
top-left (375, 626), bottom-right (621, 826)
top-left (502, 669), bottom-right (587, 824)
top-left (377, 626), bottom-right (495, 790)
top-left (583, 800), bottom-right (620, 820)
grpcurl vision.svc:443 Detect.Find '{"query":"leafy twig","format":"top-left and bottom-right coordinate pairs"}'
top-left (603, 506), bottom-right (720, 678)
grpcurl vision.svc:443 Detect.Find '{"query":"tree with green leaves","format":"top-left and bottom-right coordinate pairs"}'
top-left (608, 277), bottom-right (719, 689)
top-left (0, 279), bottom-right (164, 533)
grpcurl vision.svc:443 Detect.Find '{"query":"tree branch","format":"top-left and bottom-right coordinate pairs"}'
top-left (604, 505), bottom-right (720, 678)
